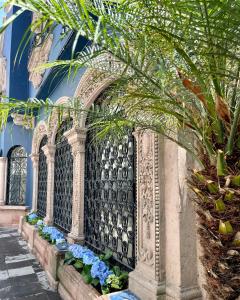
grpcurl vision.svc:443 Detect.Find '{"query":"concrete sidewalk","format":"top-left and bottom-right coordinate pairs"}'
top-left (0, 227), bottom-right (61, 300)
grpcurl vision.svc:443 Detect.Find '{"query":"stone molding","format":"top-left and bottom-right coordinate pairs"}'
top-left (64, 127), bottom-right (87, 243)
top-left (42, 144), bottom-right (56, 224)
top-left (129, 130), bottom-right (166, 300)
top-left (30, 153), bottom-right (39, 211)
top-left (32, 120), bottom-right (48, 155)
top-left (28, 34), bottom-right (53, 89)
top-left (11, 113), bottom-right (35, 130)
top-left (0, 30), bottom-right (7, 96)
top-left (0, 157), bottom-right (8, 206)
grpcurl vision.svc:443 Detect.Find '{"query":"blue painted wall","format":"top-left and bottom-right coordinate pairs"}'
top-left (0, 8), bottom-right (88, 208)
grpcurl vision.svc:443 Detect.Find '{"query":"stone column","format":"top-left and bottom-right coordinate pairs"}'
top-left (30, 154), bottom-right (39, 211)
top-left (129, 131), bottom-right (166, 300)
top-left (164, 139), bottom-right (201, 300)
top-left (64, 127), bottom-right (87, 243)
top-left (42, 145), bottom-right (56, 225)
top-left (0, 157), bottom-right (8, 206)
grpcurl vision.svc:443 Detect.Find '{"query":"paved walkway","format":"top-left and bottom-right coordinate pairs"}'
top-left (0, 227), bottom-right (61, 300)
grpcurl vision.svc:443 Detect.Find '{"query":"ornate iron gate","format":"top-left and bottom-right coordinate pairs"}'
top-left (6, 146), bottom-right (27, 205)
top-left (53, 119), bottom-right (73, 232)
top-left (37, 135), bottom-right (48, 217)
top-left (84, 101), bottom-right (136, 270)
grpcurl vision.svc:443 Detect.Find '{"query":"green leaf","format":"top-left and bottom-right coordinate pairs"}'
top-left (91, 278), bottom-right (99, 286)
top-left (103, 249), bottom-right (113, 261)
top-left (82, 272), bottom-right (93, 284)
top-left (112, 266), bottom-right (121, 276)
top-left (74, 260), bottom-right (83, 270)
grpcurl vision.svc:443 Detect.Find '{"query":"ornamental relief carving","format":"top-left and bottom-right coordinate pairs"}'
top-left (28, 34), bottom-right (53, 89)
top-left (138, 130), bottom-right (155, 266)
top-left (0, 30), bottom-right (7, 95)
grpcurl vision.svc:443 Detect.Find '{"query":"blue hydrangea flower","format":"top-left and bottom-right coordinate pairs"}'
top-left (69, 244), bottom-right (89, 259)
top-left (28, 213), bottom-right (38, 221)
top-left (36, 220), bottom-right (44, 226)
top-left (42, 226), bottom-right (64, 241)
top-left (91, 260), bottom-right (113, 286)
top-left (82, 250), bottom-right (99, 265)
top-left (56, 238), bottom-right (66, 245)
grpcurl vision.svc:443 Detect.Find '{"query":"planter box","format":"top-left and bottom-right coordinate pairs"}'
top-left (57, 262), bottom-right (101, 300)
top-left (33, 233), bottom-right (64, 289)
top-left (20, 218), bottom-right (36, 250)
top-left (20, 219), bottom-right (63, 290)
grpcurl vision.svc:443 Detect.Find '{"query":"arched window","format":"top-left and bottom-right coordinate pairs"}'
top-left (37, 135), bottom-right (48, 217)
top-left (53, 119), bottom-right (73, 232)
top-left (6, 146), bottom-right (27, 205)
top-left (84, 91), bottom-right (136, 270)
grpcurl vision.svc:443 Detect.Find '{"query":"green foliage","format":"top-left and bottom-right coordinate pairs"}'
top-left (1, 0), bottom-right (240, 169)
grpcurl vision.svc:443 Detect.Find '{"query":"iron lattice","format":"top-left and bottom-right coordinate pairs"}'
top-left (7, 146), bottom-right (27, 205)
top-left (84, 99), bottom-right (136, 270)
top-left (53, 119), bottom-right (73, 233)
top-left (37, 135), bottom-right (48, 218)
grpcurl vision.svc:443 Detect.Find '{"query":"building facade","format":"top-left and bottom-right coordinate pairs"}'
top-left (0, 6), bottom-right (204, 300)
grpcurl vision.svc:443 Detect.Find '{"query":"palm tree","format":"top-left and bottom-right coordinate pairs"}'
top-left (2, 0), bottom-right (240, 298)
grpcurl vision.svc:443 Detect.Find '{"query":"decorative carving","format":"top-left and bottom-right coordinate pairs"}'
top-left (32, 121), bottom-right (48, 155)
top-left (11, 113), bottom-right (35, 130)
top-left (139, 248), bottom-right (154, 266)
top-left (139, 131), bottom-right (154, 240)
top-left (28, 34), bottom-right (53, 88)
top-left (0, 30), bottom-right (7, 95)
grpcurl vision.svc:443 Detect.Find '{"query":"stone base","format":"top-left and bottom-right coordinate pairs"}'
top-left (67, 232), bottom-right (84, 244)
top-left (57, 262), bottom-right (101, 300)
top-left (129, 269), bottom-right (165, 300)
top-left (165, 285), bottom-right (202, 300)
top-left (21, 219), bottom-right (36, 250)
top-left (0, 206), bottom-right (29, 227)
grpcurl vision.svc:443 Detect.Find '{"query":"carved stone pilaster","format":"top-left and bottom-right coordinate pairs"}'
top-left (64, 127), bottom-right (87, 243)
top-left (129, 130), bottom-right (165, 300)
top-left (30, 154), bottom-right (39, 211)
top-left (0, 157), bottom-right (8, 206)
top-left (164, 139), bottom-right (201, 300)
top-left (42, 144), bottom-right (56, 225)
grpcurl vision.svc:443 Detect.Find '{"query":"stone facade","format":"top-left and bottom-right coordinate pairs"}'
top-left (27, 69), bottom-right (203, 300)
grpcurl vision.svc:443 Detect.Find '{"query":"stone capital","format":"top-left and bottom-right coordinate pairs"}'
top-left (42, 145), bottom-right (56, 163)
top-left (64, 127), bottom-right (87, 156)
top-left (30, 153), bottom-right (39, 167)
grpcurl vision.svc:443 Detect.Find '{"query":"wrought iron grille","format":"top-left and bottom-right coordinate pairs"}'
top-left (7, 146), bottom-right (27, 205)
top-left (53, 119), bottom-right (73, 233)
top-left (37, 135), bottom-right (48, 218)
top-left (84, 98), bottom-right (136, 270)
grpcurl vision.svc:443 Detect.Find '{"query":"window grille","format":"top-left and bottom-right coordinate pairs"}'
top-left (6, 146), bottom-right (27, 206)
top-left (37, 135), bottom-right (48, 217)
top-left (53, 119), bottom-right (73, 232)
top-left (84, 93), bottom-right (136, 270)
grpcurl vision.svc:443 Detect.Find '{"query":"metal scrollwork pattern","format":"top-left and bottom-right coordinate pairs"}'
top-left (53, 119), bottom-right (73, 233)
top-left (84, 106), bottom-right (136, 270)
top-left (37, 135), bottom-right (48, 218)
top-left (6, 146), bottom-right (27, 205)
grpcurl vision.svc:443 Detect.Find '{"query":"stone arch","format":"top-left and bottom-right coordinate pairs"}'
top-left (32, 120), bottom-right (48, 155)
top-left (48, 96), bottom-right (71, 145)
top-left (73, 68), bottom-right (116, 128)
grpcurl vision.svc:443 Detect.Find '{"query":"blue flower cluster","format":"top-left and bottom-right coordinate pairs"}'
top-left (42, 226), bottom-right (65, 241)
top-left (91, 260), bottom-right (113, 286)
top-left (28, 213), bottom-right (38, 221)
top-left (69, 244), bottom-right (112, 286)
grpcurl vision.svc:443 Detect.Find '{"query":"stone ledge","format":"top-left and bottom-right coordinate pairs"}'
top-left (0, 205), bottom-right (29, 211)
top-left (0, 206), bottom-right (29, 227)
